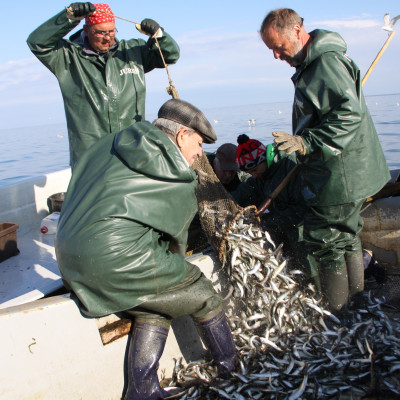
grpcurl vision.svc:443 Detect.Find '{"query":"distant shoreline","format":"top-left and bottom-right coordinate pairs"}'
top-left (365, 92), bottom-right (400, 97)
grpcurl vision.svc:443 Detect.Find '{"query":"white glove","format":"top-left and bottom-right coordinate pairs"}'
top-left (272, 131), bottom-right (306, 155)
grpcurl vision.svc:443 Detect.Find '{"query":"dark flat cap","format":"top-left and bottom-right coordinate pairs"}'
top-left (216, 143), bottom-right (239, 171)
top-left (158, 99), bottom-right (217, 144)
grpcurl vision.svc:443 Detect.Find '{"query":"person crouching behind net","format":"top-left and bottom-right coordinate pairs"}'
top-left (207, 143), bottom-right (250, 192)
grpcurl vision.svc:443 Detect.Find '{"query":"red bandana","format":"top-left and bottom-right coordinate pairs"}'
top-left (85, 3), bottom-right (115, 26)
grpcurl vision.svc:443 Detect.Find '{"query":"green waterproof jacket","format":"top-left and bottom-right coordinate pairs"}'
top-left (231, 146), bottom-right (307, 227)
top-left (292, 29), bottom-right (390, 206)
top-left (55, 121), bottom-right (198, 317)
top-left (27, 10), bottom-right (180, 168)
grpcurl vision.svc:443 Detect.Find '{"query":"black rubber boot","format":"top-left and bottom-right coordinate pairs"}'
top-left (312, 273), bottom-right (322, 293)
top-left (195, 309), bottom-right (237, 378)
top-left (346, 250), bottom-right (364, 296)
top-left (320, 265), bottom-right (349, 312)
top-left (125, 319), bottom-right (169, 400)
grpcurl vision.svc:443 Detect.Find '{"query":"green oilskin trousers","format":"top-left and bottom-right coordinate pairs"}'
top-left (125, 263), bottom-right (222, 324)
top-left (303, 199), bottom-right (365, 310)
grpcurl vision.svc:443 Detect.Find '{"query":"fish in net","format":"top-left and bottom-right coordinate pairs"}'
top-left (191, 153), bottom-right (260, 262)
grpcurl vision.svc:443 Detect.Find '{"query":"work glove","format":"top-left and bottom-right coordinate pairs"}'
top-left (136, 18), bottom-right (163, 38)
top-left (66, 2), bottom-right (95, 20)
top-left (272, 131), bottom-right (306, 156)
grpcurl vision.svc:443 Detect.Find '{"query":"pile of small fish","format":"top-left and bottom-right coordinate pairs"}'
top-left (168, 216), bottom-right (400, 399)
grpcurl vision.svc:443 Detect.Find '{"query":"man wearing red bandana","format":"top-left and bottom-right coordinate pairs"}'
top-left (27, 3), bottom-right (180, 169)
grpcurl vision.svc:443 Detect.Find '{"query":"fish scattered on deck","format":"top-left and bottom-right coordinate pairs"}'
top-left (167, 215), bottom-right (400, 399)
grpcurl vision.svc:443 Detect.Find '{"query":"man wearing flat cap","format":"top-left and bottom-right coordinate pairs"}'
top-left (55, 99), bottom-right (237, 400)
top-left (27, 2), bottom-right (180, 169)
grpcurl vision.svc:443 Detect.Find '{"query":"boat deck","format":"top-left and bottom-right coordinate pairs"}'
top-left (0, 169), bottom-right (72, 310)
top-left (0, 230), bottom-right (63, 309)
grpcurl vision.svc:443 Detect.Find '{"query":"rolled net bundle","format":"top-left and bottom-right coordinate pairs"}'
top-left (191, 153), bottom-right (259, 262)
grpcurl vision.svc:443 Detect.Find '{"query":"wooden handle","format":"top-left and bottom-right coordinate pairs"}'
top-left (256, 164), bottom-right (300, 216)
top-left (362, 31), bottom-right (395, 87)
top-left (256, 198), bottom-right (272, 216)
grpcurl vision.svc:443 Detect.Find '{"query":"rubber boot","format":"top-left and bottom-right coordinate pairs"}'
top-left (194, 309), bottom-right (237, 378)
top-left (344, 250), bottom-right (366, 310)
top-left (320, 265), bottom-right (349, 312)
top-left (125, 319), bottom-right (169, 400)
top-left (312, 273), bottom-right (322, 293)
top-left (346, 250), bottom-right (364, 297)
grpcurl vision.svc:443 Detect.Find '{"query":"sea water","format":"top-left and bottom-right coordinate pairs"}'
top-left (0, 94), bottom-right (399, 188)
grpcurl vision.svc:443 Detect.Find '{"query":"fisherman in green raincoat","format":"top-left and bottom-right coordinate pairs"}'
top-left (260, 9), bottom-right (390, 312)
top-left (27, 2), bottom-right (180, 169)
top-left (55, 99), bottom-right (237, 400)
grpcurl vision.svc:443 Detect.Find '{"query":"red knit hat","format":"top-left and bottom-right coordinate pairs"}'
top-left (85, 3), bottom-right (115, 25)
top-left (236, 134), bottom-right (266, 171)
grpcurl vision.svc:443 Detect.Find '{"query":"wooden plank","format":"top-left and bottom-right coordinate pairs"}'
top-left (98, 317), bottom-right (132, 345)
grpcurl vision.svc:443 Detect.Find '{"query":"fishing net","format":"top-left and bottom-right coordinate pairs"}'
top-left (191, 153), bottom-right (259, 262)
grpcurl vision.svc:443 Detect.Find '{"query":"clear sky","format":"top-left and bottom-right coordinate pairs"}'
top-left (1, 1), bottom-right (399, 129)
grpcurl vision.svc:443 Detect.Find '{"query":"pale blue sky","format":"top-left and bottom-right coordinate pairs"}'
top-left (1, 1), bottom-right (399, 129)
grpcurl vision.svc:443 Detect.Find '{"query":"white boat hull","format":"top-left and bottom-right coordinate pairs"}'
top-left (0, 253), bottom-right (219, 400)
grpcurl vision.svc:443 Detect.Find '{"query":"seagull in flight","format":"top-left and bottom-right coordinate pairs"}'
top-left (382, 13), bottom-right (400, 32)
